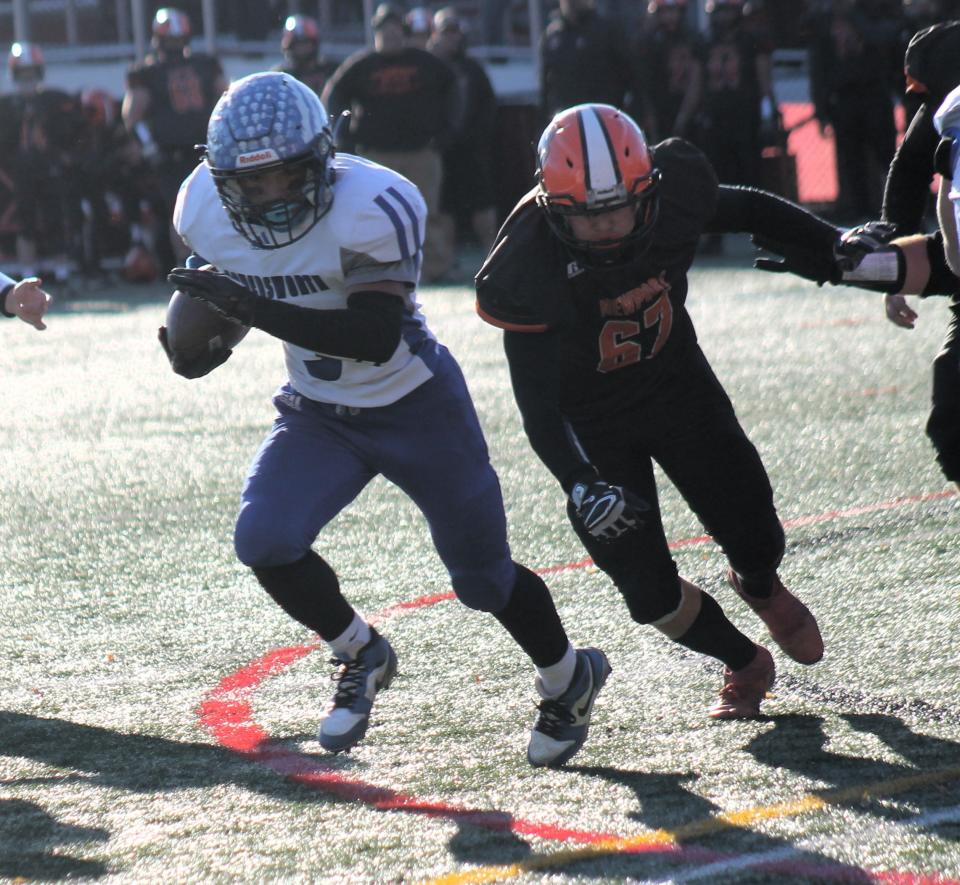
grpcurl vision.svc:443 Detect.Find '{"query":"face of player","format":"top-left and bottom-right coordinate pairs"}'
top-left (237, 164), bottom-right (310, 227)
top-left (567, 205), bottom-right (637, 246)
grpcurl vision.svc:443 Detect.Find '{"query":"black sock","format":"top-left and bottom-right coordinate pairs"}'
top-left (492, 563), bottom-right (570, 668)
top-left (674, 591), bottom-right (756, 671)
top-left (252, 550), bottom-right (354, 641)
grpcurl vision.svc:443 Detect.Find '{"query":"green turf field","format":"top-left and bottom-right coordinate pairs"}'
top-left (1, 251), bottom-right (958, 884)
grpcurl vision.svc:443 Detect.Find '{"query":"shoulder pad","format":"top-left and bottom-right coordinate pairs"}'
top-left (935, 83), bottom-right (960, 134)
top-left (935, 134), bottom-right (957, 178)
top-left (652, 138), bottom-right (719, 242)
top-left (475, 192), bottom-right (567, 332)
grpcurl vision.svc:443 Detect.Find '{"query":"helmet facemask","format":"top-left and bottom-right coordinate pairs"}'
top-left (537, 170), bottom-right (660, 264)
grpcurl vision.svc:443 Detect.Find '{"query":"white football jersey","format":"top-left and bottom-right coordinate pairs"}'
top-left (935, 85), bottom-right (960, 228)
top-left (174, 154), bottom-right (438, 407)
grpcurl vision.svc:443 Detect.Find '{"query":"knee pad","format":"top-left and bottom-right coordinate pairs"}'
top-left (450, 556), bottom-right (515, 612)
top-left (234, 503), bottom-right (308, 568)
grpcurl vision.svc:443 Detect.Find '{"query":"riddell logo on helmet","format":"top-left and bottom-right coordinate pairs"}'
top-left (238, 149), bottom-right (280, 166)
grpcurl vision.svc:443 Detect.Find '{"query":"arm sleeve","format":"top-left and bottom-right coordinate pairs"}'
top-left (503, 330), bottom-right (596, 492)
top-left (708, 184), bottom-right (840, 249)
top-left (922, 230), bottom-right (960, 297)
top-left (250, 290), bottom-right (403, 364)
top-left (882, 104), bottom-right (940, 233)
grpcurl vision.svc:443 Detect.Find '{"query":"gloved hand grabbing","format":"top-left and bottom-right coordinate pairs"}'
top-left (835, 220), bottom-right (900, 272)
top-left (570, 479), bottom-right (648, 541)
top-left (167, 267), bottom-right (257, 326)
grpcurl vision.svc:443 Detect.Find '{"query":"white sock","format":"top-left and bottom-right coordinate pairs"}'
top-left (327, 613), bottom-right (371, 660)
top-left (535, 644), bottom-right (577, 699)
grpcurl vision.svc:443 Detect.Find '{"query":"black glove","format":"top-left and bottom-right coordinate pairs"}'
top-left (752, 233), bottom-right (841, 286)
top-left (835, 220), bottom-right (900, 272)
top-left (569, 479), bottom-right (648, 542)
top-left (158, 325), bottom-right (233, 379)
top-left (167, 267), bottom-right (257, 326)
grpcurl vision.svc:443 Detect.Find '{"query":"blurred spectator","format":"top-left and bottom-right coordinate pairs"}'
top-left (428, 6), bottom-right (499, 271)
top-left (0, 43), bottom-right (85, 282)
top-left (636, 0), bottom-right (703, 142)
top-left (322, 2), bottom-right (460, 283)
top-left (405, 7), bottom-right (434, 49)
top-left (698, 0), bottom-right (775, 190)
top-left (76, 88), bottom-right (160, 281)
top-left (273, 14), bottom-right (337, 98)
top-left (122, 7), bottom-right (227, 272)
top-left (539, 0), bottom-right (644, 122)
top-left (809, 3), bottom-right (898, 222)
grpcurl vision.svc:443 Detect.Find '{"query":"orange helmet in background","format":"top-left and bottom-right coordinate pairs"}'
top-left (8, 41), bottom-right (44, 83)
top-left (152, 7), bottom-right (191, 56)
top-left (536, 104), bottom-right (661, 259)
top-left (281, 14), bottom-right (320, 52)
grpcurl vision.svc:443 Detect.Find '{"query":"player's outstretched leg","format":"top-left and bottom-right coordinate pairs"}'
top-left (528, 647), bottom-right (611, 768)
top-left (709, 644), bottom-right (776, 719)
top-left (727, 570), bottom-right (824, 665)
top-left (318, 628), bottom-right (398, 752)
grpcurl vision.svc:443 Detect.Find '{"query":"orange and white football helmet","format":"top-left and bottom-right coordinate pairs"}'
top-left (536, 103), bottom-right (660, 259)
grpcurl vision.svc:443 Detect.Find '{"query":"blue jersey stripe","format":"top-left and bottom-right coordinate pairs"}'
top-left (385, 186), bottom-right (423, 255)
top-left (374, 194), bottom-right (411, 260)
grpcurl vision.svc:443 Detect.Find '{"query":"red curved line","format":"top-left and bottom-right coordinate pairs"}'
top-left (198, 489), bottom-right (958, 876)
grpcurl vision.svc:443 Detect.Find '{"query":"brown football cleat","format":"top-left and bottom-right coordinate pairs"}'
top-left (709, 644), bottom-right (776, 719)
top-left (728, 570), bottom-right (824, 665)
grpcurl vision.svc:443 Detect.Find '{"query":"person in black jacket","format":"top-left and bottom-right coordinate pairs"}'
top-left (322, 3), bottom-right (460, 282)
top-left (429, 7), bottom-right (500, 266)
top-left (808, 3), bottom-right (898, 222)
top-left (539, 0), bottom-right (644, 123)
top-left (476, 104), bottom-right (827, 720)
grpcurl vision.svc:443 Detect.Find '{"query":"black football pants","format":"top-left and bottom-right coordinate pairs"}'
top-left (567, 344), bottom-right (785, 625)
top-left (927, 299), bottom-right (960, 483)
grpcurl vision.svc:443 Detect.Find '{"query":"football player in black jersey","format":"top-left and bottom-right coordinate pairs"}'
top-left (476, 103), bottom-right (828, 718)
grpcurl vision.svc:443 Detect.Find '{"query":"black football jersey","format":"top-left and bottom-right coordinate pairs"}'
top-left (126, 54), bottom-right (224, 150)
top-left (476, 137), bottom-right (718, 420)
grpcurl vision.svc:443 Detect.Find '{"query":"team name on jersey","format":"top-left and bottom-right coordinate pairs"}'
top-left (598, 273), bottom-right (671, 317)
top-left (223, 270), bottom-right (329, 300)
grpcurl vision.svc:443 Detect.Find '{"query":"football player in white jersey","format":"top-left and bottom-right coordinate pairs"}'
top-left (163, 71), bottom-right (610, 767)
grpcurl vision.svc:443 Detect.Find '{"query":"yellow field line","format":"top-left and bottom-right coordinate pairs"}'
top-left (421, 765), bottom-right (960, 885)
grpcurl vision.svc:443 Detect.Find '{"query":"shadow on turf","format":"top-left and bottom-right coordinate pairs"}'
top-left (746, 713), bottom-right (960, 836)
top-left (550, 764), bottom-right (886, 880)
top-left (0, 797), bottom-right (109, 880)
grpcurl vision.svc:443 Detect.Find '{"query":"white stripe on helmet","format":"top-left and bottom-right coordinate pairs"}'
top-left (580, 107), bottom-right (619, 199)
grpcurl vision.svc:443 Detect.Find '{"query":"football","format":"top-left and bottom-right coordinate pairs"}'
top-left (164, 287), bottom-right (250, 359)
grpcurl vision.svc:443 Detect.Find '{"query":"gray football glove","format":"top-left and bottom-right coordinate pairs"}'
top-left (570, 479), bottom-right (648, 542)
